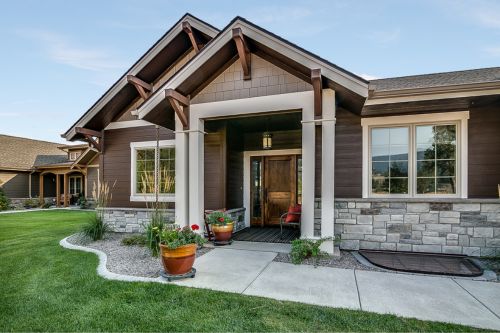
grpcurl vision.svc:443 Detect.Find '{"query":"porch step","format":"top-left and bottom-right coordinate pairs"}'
top-left (205, 241), bottom-right (291, 253)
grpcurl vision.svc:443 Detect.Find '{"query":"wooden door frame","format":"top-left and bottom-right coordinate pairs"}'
top-left (243, 149), bottom-right (302, 229)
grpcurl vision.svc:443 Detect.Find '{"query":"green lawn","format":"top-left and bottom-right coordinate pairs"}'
top-left (0, 210), bottom-right (484, 332)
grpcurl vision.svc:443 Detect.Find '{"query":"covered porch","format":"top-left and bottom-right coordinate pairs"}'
top-left (38, 167), bottom-right (86, 207)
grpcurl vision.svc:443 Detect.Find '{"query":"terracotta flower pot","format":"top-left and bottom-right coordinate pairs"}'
top-left (159, 243), bottom-right (197, 275)
top-left (212, 222), bottom-right (234, 242)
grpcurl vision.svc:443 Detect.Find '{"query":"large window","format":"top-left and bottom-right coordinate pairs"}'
top-left (130, 140), bottom-right (175, 201)
top-left (363, 112), bottom-right (468, 198)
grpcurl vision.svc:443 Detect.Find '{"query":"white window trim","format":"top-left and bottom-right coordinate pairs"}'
top-left (130, 140), bottom-right (175, 202)
top-left (361, 111), bottom-right (469, 199)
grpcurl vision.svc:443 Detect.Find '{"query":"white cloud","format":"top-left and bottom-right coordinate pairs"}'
top-left (358, 73), bottom-right (380, 81)
top-left (442, 0), bottom-right (500, 29)
top-left (18, 29), bottom-right (127, 72)
top-left (484, 46), bottom-right (500, 57)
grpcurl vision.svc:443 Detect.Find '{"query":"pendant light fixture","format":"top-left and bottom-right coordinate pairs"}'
top-left (262, 117), bottom-right (272, 150)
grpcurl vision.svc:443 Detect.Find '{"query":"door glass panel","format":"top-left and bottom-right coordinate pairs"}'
top-left (250, 158), bottom-right (262, 219)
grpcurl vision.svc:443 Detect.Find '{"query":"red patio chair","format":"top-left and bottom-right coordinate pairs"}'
top-left (280, 204), bottom-right (301, 238)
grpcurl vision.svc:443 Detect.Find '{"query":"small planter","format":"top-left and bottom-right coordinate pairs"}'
top-left (212, 222), bottom-right (234, 243)
top-left (159, 243), bottom-right (197, 275)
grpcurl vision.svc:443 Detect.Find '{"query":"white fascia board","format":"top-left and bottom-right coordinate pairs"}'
top-left (365, 87), bottom-right (500, 106)
top-left (64, 16), bottom-right (218, 141)
top-left (138, 19), bottom-right (369, 120)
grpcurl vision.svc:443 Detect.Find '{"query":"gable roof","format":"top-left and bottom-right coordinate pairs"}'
top-left (137, 16), bottom-right (369, 126)
top-left (0, 135), bottom-right (68, 171)
top-left (62, 13), bottom-right (219, 141)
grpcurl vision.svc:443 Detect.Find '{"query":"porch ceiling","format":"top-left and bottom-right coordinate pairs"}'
top-left (205, 111), bottom-right (302, 133)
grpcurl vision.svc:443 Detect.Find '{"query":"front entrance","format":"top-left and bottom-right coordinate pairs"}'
top-left (250, 154), bottom-right (301, 227)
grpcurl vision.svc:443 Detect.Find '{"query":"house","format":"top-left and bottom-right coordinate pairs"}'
top-left (0, 134), bottom-right (99, 207)
top-left (62, 14), bottom-right (500, 256)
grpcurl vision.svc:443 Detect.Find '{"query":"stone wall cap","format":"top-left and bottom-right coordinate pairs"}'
top-left (98, 207), bottom-right (175, 212)
top-left (335, 198), bottom-right (500, 203)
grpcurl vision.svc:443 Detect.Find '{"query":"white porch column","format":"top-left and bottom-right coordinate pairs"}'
top-left (321, 89), bottom-right (336, 245)
top-left (188, 118), bottom-right (205, 230)
top-left (175, 118), bottom-right (189, 227)
top-left (301, 100), bottom-right (315, 238)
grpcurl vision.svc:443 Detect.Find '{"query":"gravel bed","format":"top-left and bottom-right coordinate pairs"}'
top-left (67, 232), bottom-right (212, 278)
top-left (273, 251), bottom-right (385, 272)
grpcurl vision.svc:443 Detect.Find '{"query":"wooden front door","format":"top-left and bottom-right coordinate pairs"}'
top-left (263, 155), bottom-right (297, 226)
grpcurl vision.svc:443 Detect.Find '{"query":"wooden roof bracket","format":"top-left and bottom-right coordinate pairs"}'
top-left (75, 127), bottom-right (102, 152)
top-left (182, 21), bottom-right (202, 53)
top-left (232, 28), bottom-right (251, 80)
top-left (126, 75), bottom-right (152, 100)
top-left (165, 89), bottom-right (190, 130)
top-left (311, 68), bottom-right (322, 119)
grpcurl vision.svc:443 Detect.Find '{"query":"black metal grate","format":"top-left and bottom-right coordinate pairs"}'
top-left (233, 227), bottom-right (300, 243)
top-left (359, 250), bottom-right (483, 277)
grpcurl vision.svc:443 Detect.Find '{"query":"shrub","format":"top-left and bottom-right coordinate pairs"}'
top-left (23, 198), bottom-right (40, 209)
top-left (77, 195), bottom-right (89, 209)
top-left (81, 213), bottom-right (110, 241)
top-left (160, 224), bottom-right (205, 250)
top-left (81, 181), bottom-right (114, 241)
top-left (290, 238), bottom-right (330, 265)
top-left (121, 234), bottom-right (147, 246)
top-left (206, 211), bottom-right (233, 226)
top-left (145, 208), bottom-right (168, 257)
top-left (0, 187), bottom-right (10, 211)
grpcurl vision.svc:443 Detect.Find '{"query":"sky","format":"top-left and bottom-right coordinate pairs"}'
top-left (0, 0), bottom-right (499, 143)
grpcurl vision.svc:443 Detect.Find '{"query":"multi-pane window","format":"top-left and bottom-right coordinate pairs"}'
top-left (416, 125), bottom-right (456, 194)
top-left (134, 146), bottom-right (175, 195)
top-left (371, 127), bottom-right (409, 194)
top-left (370, 123), bottom-right (458, 197)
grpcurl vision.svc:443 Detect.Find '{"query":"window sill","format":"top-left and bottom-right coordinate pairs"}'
top-left (130, 195), bottom-right (175, 202)
top-left (338, 197), bottom-right (500, 203)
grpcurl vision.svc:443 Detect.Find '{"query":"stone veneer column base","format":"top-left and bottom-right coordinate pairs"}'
top-left (315, 199), bottom-right (500, 257)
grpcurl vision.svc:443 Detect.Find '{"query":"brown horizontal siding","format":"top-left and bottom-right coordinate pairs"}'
top-left (468, 103), bottom-right (500, 198)
top-left (103, 126), bottom-right (174, 208)
top-left (0, 171), bottom-right (30, 198)
top-left (335, 108), bottom-right (362, 198)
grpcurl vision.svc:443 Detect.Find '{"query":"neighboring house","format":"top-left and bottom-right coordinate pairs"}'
top-left (0, 134), bottom-right (99, 206)
top-left (62, 14), bottom-right (500, 256)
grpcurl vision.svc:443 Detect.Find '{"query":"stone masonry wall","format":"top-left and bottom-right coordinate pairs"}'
top-left (102, 208), bottom-right (175, 233)
top-left (103, 207), bottom-right (246, 233)
top-left (333, 200), bottom-right (500, 257)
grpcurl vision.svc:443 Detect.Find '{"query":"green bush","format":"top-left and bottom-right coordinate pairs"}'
top-left (290, 238), bottom-right (330, 265)
top-left (121, 234), bottom-right (147, 246)
top-left (0, 187), bottom-right (10, 211)
top-left (145, 209), bottom-right (168, 257)
top-left (23, 198), bottom-right (40, 209)
top-left (81, 213), bottom-right (109, 241)
top-left (77, 195), bottom-right (89, 209)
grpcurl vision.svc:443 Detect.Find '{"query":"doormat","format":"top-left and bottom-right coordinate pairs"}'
top-left (233, 227), bottom-right (299, 244)
top-left (358, 250), bottom-right (483, 277)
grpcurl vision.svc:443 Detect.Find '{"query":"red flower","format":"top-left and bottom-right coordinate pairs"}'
top-left (191, 224), bottom-right (200, 231)
top-left (218, 217), bottom-right (224, 222)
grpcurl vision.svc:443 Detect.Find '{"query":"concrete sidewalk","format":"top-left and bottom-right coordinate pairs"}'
top-left (173, 245), bottom-right (500, 330)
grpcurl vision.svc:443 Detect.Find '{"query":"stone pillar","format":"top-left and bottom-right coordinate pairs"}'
top-left (175, 117), bottom-right (189, 228)
top-left (301, 98), bottom-right (315, 238)
top-left (188, 118), bottom-right (205, 231)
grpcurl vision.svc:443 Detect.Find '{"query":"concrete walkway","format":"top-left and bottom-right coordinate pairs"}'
top-left (177, 244), bottom-right (500, 330)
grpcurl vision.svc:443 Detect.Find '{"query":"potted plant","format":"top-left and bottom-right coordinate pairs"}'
top-left (207, 211), bottom-right (234, 244)
top-left (159, 224), bottom-right (205, 276)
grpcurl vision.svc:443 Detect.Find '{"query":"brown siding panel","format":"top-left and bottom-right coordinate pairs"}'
top-left (335, 108), bottom-right (362, 198)
top-left (103, 126), bottom-right (174, 208)
top-left (204, 132), bottom-right (226, 210)
top-left (468, 104), bottom-right (500, 198)
top-left (0, 171), bottom-right (30, 198)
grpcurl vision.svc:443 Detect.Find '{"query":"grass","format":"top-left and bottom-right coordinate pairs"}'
top-left (0, 210), bottom-right (485, 332)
